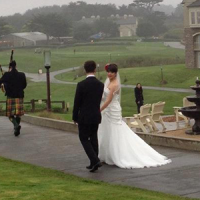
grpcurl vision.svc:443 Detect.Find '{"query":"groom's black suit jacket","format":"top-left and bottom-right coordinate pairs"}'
top-left (73, 76), bottom-right (104, 124)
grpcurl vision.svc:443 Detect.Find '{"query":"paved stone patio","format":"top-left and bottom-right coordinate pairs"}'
top-left (0, 116), bottom-right (200, 199)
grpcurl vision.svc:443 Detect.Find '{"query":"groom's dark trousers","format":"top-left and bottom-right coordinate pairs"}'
top-left (78, 124), bottom-right (99, 165)
top-left (73, 77), bottom-right (104, 166)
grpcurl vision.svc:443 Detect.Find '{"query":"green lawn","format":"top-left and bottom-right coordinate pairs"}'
top-left (0, 42), bottom-right (189, 119)
top-left (28, 88), bottom-right (190, 121)
top-left (56, 64), bottom-right (200, 89)
top-left (0, 157), bottom-right (196, 200)
top-left (0, 82), bottom-right (191, 119)
top-left (0, 82), bottom-right (76, 121)
top-left (0, 43), bottom-right (194, 200)
top-left (122, 88), bottom-right (190, 116)
top-left (0, 42), bottom-right (184, 73)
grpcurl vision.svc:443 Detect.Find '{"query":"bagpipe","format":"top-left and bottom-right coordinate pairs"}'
top-left (0, 49), bottom-right (14, 93)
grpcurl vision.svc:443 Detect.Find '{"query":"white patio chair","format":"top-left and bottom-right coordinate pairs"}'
top-left (125, 104), bottom-right (153, 134)
top-left (148, 101), bottom-right (166, 133)
top-left (173, 97), bottom-right (195, 128)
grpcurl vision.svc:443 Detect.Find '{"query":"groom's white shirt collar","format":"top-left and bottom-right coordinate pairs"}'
top-left (86, 75), bottom-right (95, 78)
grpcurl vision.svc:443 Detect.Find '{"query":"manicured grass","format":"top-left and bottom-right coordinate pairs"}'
top-left (119, 64), bottom-right (200, 88)
top-left (0, 82), bottom-right (191, 119)
top-left (122, 88), bottom-right (190, 116)
top-left (0, 82), bottom-right (76, 121)
top-left (0, 42), bottom-right (184, 73)
top-left (0, 157), bottom-right (196, 200)
top-left (30, 111), bottom-right (73, 122)
top-left (56, 64), bottom-right (200, 89)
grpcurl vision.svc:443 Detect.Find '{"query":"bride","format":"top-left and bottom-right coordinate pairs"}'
top-left (98, 63), bottom-right (171, 169)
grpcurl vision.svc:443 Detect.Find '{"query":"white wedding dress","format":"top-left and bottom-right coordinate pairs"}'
top-left (98, 87), bottom-right (171, 169)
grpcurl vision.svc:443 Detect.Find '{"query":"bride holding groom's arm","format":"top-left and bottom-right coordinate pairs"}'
top-left (72, 61), bottom-right (171, 172)
top-left (98, 63), bottom-right (171, 169)
top-left (100, 84), bottom-right (118, 112)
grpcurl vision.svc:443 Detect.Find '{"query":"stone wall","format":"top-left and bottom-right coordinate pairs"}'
top-left (119, 24), bottom-right (137, 37)
top-left (185, 28), bottom-right (200, 68)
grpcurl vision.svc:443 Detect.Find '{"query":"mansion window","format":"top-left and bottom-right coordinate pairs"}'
top-left (190, 10), bottom-right (200, 26)
top-left (191, 12), bottom-right (195, 24)
top-left (197, 12), bottom-right (200, 24)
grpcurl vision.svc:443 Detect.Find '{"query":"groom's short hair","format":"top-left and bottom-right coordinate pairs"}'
top-left (84, 60), bottom-right (96, 73)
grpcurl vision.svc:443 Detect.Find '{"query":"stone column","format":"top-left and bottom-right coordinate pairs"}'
top-left (185, 28), bottom-right (200, 68)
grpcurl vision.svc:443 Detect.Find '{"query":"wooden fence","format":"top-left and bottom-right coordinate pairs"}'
top-left (0, 99), bottom-right (69, 112)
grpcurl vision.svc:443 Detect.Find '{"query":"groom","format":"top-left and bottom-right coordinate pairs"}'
top-left (73, 60), bottom-right (104, 172)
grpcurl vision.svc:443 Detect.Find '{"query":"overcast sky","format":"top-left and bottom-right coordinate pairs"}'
top-left (0, 0), bottom-right (182, 17)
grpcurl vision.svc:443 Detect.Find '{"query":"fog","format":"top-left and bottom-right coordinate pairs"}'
top-left (0, 0), bottom-right (182, 16)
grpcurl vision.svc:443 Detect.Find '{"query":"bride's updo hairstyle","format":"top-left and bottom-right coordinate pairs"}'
top-left (105, 63), bottom-right (118, 73)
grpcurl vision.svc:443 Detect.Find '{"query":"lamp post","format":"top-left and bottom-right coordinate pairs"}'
top-left (44, 50), bottom-right (51, 112)
top-left (161, 66), bottom-right (164, 84)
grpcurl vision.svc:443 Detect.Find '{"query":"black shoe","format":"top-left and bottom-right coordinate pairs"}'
top-left (14, 125), bottom-right (21, 137)
top-left (90, 162), bottom-right (102, 173)
top-left (86, 165), bottom-right (93, 170)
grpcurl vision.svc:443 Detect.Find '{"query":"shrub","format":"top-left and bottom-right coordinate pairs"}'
top-left (164, 28), bottom-right (184, 40)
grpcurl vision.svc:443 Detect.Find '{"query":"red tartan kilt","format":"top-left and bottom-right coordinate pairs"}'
top-left (6, 98), bottom-right (24, 117)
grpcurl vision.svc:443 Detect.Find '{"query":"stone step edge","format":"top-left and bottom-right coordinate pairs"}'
top-left (138, 133), bottom-right (200, 152)
top-left (22, 114), bottom-right (200, 152)
top-left (22, 114), bottom-right (78, 133)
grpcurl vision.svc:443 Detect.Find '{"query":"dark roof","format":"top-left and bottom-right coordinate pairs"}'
top-left (188, 0), bottom-right (200, 7)
top-left (116, 17), bottom-right (137, 25)
top-left (78, 18), bottom-right (97, 24)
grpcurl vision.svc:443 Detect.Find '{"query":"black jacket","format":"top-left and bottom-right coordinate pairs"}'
top-left (0, 69), bottom-right (27, 98)
top-left (134, 87), bottom-right (144, 103)
top-left (73, 77), bottom-right (104, 124)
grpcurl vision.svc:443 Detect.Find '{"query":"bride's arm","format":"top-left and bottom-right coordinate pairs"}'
top-left (100, 85), bottom-right (117, 112)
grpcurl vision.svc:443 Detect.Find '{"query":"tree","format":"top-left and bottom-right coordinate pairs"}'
top-left (3, 13), bottom-right (27, 32)
top-left (154, 4), bottom-right (175, 15)
top-left (94, 19), bottom-right (119, 37)
top-left (0, 3), bottom-right (131, 33)
top-left (131, 0), bottom-right (167, 37)
top-left (130, 0), bottom-right (163, 14)
top-left (73, 23), bottom-right (95, 41)
top-left (118, 5), bottom-right (133, 16)
top-left (25, 13), bottom-right (71, 43)
top-left (0, 19), bottom-right (13, 36)
top-left (136, 21), bottom-right (156, 38)
top-left (145, 11), bottom-right (167, 36)
top-left (174, 4), bottom-right (183, 18)
top-left (61, 2), bottom-right (118, 21)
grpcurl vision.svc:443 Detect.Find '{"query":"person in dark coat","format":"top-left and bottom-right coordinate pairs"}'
top-left (73, 60), bottom-right (104, 173)
top-left (134, 83), bottom-right (144, 113)
top-left (0, 60), bottom-right (27, 136)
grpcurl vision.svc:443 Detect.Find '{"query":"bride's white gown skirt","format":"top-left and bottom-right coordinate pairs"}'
top-left (98, 88), bottom-right (171, 169)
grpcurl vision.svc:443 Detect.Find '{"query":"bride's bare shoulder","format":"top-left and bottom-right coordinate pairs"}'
top-left (109, 82), bottom-right (119, 91)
